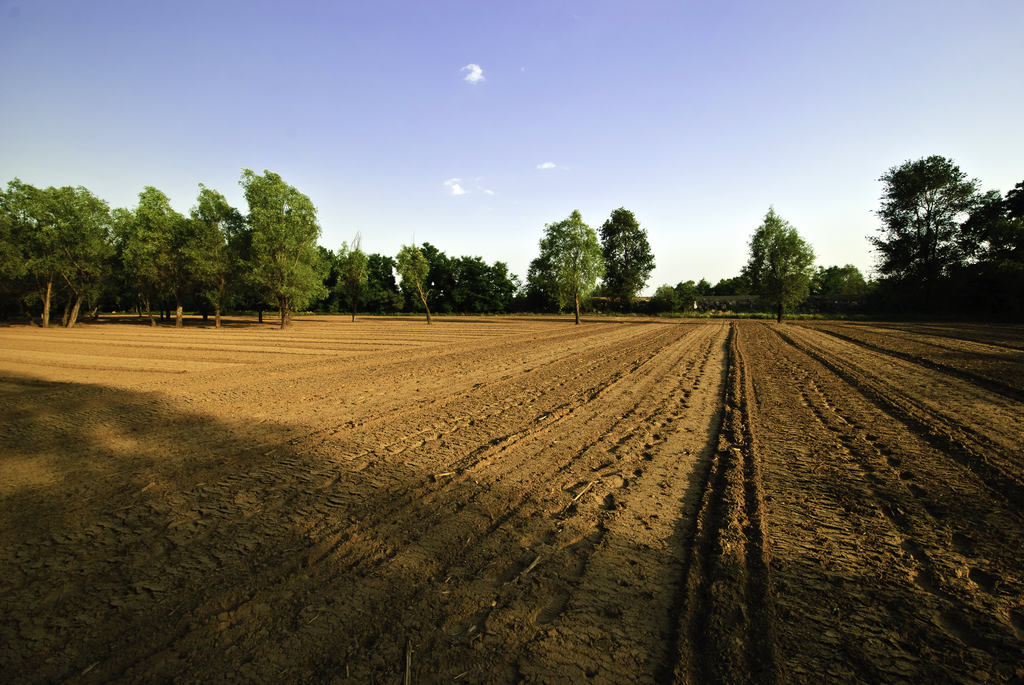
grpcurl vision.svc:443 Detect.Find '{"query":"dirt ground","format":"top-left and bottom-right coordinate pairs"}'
top-left (1, 316), bottom-right (1022, 683)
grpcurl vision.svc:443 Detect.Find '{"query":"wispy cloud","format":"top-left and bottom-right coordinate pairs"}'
top-left (536, 161), bottom-right (557, 170)
top-left (483, 188), bottom-right (495, 195)
top-left (461, 63), bottom-right (484, 84)
top-left (444, 178), bottom-right (467, 196)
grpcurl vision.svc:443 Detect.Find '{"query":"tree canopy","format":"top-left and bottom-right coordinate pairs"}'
top-left (743, 207), bottom-right (815, 322)
top-left (240, 169), bottom-right (325, 328)
top-left (530, 210), bottom-right (605, 324)
top-left (872, 155), bottom-right (978, 295)
top-left (396, 244), bottom-right (431, 324)
top-left (599, 207), bottom-right (655, 309)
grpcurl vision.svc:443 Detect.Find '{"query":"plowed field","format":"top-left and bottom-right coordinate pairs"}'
top-left (1, 317), bottom-right (1022, 683)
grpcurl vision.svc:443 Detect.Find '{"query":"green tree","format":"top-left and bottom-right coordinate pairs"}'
top-left (743, 207), bottom-right (815, 322)
top-left (396, 244), bottom-right (431, 323)
top-left (114, 187), bottom-right (185, 326)
top-left (599, 207), bottom-right (655, 309)
top-left (673, 280), bottom-right (699, 311)
top-left (650, 284), bottom-right (680, 313)
top-left (240, 169), bottom-right (326, 328)
top-left (872, 155), bottom-right (979, 296)
top-left (190, 184), bottom-right (244, 328)
top-left (0, 186), bottom-right (28, 304)
top-left (810, 264), bottom-right (868, 296)
top-left (338, 233), bottom-right (368, 321)
top-left (5, 180), bottom-right (63, 326)
top-left (50, 186), bottom-right (112, 327)
top-left (364, 253), bottom-right (402, 313)
top-left (709, 275), bottom-right (751, 296)
top-left (532, 210), bottom-right (605, 324)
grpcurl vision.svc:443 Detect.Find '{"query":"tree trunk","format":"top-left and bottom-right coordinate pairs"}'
top-left (67, 294), bottom-right (83, 328)
top-left (415, 283), bottom-right (431, 324)
top-left (279, 299), bottom-right (287, 329)
top-left (574, 291), bottom-right (581, 325)
top-left (258, 309), bottom-right (263, 324)
top-left (351, 298), bottom-right (357, 323)
top-left (144, 296), bottom-right (155, 326)
top-left (776, 302), bottom-right (783, 323)
top-left (61, 297), bottom-right (71, 327)
top-left (175, 295), bottom-right (184, 328)
top-left (214, 278), bottom-right (225, 328)
top-left (41, 279), bottom-right (53, 328)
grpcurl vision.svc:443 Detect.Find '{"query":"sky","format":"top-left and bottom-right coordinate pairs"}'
top-left (2, 0), bottom-right (1023, 292)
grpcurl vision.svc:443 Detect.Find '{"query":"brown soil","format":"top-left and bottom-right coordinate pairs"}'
top-left (1, 316), bottom-right (1021, 683)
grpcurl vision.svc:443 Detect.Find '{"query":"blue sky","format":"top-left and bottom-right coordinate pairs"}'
top-left (2, 1), bottom-right (1022, 292)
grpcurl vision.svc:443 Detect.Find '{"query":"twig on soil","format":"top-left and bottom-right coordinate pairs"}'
top-left (508, 554), bottom-right (543, 585)
top-left (404, 638), bottom-right (413, 685)
top-left (433, 471), bottom-right (456, 481)
top-left (557, 480), bottom-right (596, 516)
top-left (81, 662), bottom-right (99, 676)
top-left (571, 481), bottom-right (596, 503)
top-left (453, 671), bottom-right (469, 680)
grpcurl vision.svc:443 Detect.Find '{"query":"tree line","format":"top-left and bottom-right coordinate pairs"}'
top-left (2, 156), bottom-right (1020, 327)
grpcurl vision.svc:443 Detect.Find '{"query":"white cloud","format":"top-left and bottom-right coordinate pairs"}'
top-left (483, 188), bottom-right (495, 195)
top-left (444, 178), bottom-right (467, 196)
top-left (536, 161), bottom-right (557, 169)
top-left (461, 64), bottom-right (484, 84)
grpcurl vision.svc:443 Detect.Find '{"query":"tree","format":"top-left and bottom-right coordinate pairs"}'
top-left (674, 280), bottom-right (699, 310)
top-left (364, 253), bottom-right (402, 313)
top-left (0, 186), bottom-right (28, 303)
top-left (114, 187), bottom-right (184, 326)
top-left (190, 184), bottom-right (244, 328)
top-left (240, 169), bottom-right (326, 328)
top-left (338, 233), bottom-right (368, 321)
top-left (810, 264), bottom-right (868, 296)
top-left (872, 155), bottom-right (979, 296)
top-left (599, 207), bottom-right (655, 309)
top-left (5, 180), bottom-right (63, 327)
top-left (50, 186), bottom-right (112, 327)
top-left (743, 207), bottom-right (815, 323)
top-left (533, 210), bottom-right (604, 324)
top-left (396, 244), bottom-right (431, 323)
top-left (650, 284), bottom-right (680, 313)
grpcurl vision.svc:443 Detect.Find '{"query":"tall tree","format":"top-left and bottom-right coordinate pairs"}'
top-left (115, 187), bottom-right (184, 326)
top-left (5, 180), bottom-right (62, 327)
top-left (190, 184), bottom-right (243, 328)
top-left (240, 169), bottom-right (326, 328)
top-left (810, 264), bottom-right (868, 296)
top-left (532, 210), bottom-right (604, 324)
top-left (872, 155), bottom-right (979, 295)
top-left (50, 186), bottom-right (112, 327)
top-left (0, 186), bottom-right (28, 301)
top-left (364, 253), bottom-right (402, 313)
top-left (599, 207), bottom-right (655, 309)
top-left (396, 244), bottom-right (431, 324)
top-left (743, 207), bottom-right (815, 323)
top-left (338, 233), bottom-right (368, 321)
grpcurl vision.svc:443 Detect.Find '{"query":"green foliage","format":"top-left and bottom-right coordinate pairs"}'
top-left (337, 234), bottom-right (369, 321)
top-left (599, 207), bottom-right (655, 308)
top-left (650, 284), bottom-right (680, 313)
top-left (396, 244), bottom-right (431, 323)
top-left (531, 210), bottom-right (605, 324)
top-left (190, 184), bottom-right (243, 325)
top-left (364, 253), bottom-right (402, 313)
top-left (872, 155), bottom-right (978, 292)
top-left (810, 264), bottom-right (868, 296)
top-left (240, 169), bottom-right (326, 327)
top-left (673, 280), bottom-right (699, 310)
top-left (709, 274), bottom-right (751, 296)
top-left (743, 207), bottom-right (815, 322)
